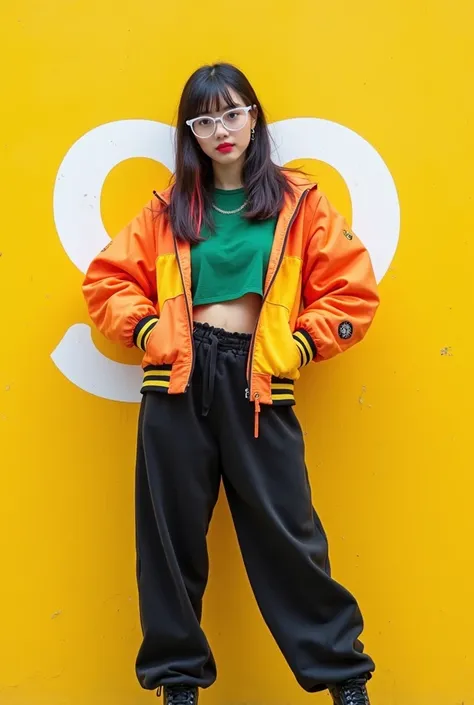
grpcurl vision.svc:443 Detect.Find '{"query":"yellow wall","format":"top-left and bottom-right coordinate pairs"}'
top-left (1, 1), bottom-right (473, 703)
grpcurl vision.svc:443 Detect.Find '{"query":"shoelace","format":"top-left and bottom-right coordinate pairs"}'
top-left (164, 686), bottom-right (196, 705)
top-left (336, 678), bottom-right (369, 705)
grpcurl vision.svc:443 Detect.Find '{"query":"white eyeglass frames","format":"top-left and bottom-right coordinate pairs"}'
top-left (186, 105), bottom-right (256, 138)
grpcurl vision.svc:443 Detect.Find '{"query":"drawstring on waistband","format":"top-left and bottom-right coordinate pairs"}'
top-left (201, 330), bottom-right (219, 417)
top-left (192, 322), bottom-right (260, 437)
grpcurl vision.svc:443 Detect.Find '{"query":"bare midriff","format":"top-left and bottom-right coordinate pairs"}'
top-left (192, 292), bottom-right (261, 334)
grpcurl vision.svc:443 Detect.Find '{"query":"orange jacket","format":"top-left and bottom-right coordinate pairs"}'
top-left (83, 174), bottom-right (379, 434)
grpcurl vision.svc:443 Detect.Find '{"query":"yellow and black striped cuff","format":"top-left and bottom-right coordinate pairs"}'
top-left (140, 364), bottom-right (172, 393)
top-left (293, 328), bottom-right (317, 367)
top-left (271, 377), bottom-right (295, 406)
top-left (134, 316), bottom-right (159, 352)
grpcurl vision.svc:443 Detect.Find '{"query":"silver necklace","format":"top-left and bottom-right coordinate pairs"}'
top-left (212, 200), bottom-right (248, 215)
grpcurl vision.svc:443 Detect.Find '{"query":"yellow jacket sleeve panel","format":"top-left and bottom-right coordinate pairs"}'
top-left (82, 201), bottom-right (159, 349)
top-left (294, 192), bottom-right (380, 363)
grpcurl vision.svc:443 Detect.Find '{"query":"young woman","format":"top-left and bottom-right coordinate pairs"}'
top-left (83, 63), bottom-right (379, 705)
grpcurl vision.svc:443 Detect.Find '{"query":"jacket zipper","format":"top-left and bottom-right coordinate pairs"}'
top-left (173, 232), bottom-right (195, 390)
top-left (246, 188), bottom-right (311, 394)
top-left (246, 188), bottom-right (311, 437)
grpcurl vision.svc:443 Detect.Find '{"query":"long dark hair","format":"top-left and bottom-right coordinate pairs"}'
top-left (166, 63), bottom-right (298, 243)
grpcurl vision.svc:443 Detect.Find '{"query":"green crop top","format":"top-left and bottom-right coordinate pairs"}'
top-left (191, 188), bottom-right (277, 306)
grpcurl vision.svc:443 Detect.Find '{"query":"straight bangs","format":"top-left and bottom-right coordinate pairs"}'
top-left (190, 80), bottom-right (242, 119)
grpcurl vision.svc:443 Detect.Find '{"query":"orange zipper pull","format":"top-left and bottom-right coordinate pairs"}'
top-left (254, 393), bottom-right (260, 438)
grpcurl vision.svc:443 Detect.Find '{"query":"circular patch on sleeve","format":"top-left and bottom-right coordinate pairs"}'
top-left (338, 321), bottom-right (353, 340)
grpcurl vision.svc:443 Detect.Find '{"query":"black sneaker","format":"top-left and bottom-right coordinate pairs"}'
top-left (156, 685), bottom-right (199, 705)
top-left (328, 677), bottom-right (370, 705)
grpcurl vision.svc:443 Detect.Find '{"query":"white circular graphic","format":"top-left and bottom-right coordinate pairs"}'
top-left (52, 118), bottom-right (400, 402)
top-left (269, 118), bottom-right (399, 283)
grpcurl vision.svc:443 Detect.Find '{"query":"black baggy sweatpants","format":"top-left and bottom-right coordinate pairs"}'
top-left (135, 322), bottom-right (375, 693)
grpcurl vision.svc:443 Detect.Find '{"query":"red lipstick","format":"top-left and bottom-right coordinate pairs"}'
top-left (217, 143), bottom-right (234, 153)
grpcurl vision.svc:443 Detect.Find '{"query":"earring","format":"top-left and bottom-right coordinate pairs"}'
top-left (251, 127), bottom-right (255, 142)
